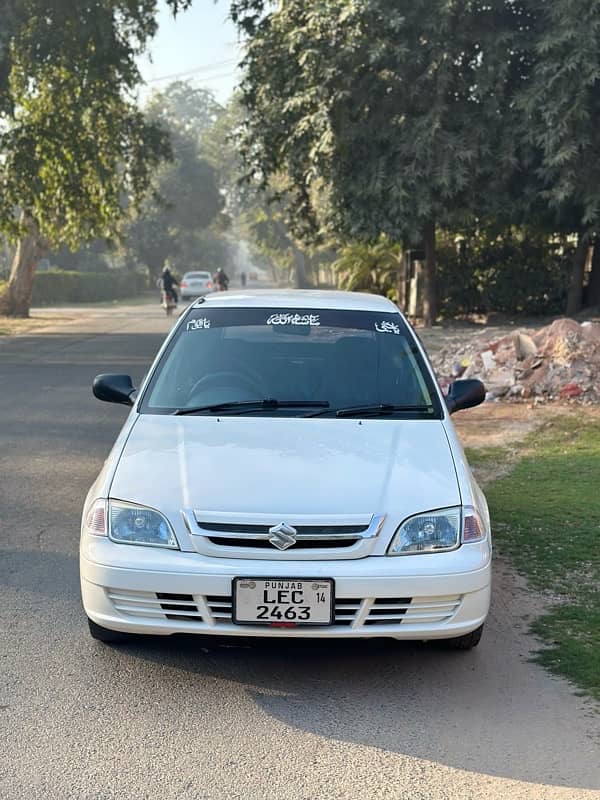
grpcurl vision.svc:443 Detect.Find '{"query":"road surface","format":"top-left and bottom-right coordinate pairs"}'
top-left (0, 303), bottom-right (598, 800)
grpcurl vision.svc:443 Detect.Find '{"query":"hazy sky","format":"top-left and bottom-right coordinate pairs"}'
top-left (138, 2), bottom-right (242, 105)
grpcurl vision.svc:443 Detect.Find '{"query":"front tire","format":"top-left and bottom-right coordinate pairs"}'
top-left (87, 618), bottom-right (130, 644)
top-left (443, 624), bottom-right (484, 650)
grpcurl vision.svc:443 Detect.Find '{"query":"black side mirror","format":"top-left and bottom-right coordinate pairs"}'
top-left (93, 374), bottom-right (137, 406)
top-left (446, 379), bottom-right (486, 414)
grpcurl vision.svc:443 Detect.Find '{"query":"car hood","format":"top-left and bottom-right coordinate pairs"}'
top-left (109, 415), bottom-right (461, 519)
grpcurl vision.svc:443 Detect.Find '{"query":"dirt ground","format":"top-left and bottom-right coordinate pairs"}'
top-left (0, 313), bottom-right (76, 336)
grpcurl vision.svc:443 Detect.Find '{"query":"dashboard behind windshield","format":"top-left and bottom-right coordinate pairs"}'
top-left (139, 307), bottom-right (442, 417)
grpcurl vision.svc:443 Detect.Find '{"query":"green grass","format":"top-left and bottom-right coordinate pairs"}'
top-left (468, 415), bottom-right (600, 700)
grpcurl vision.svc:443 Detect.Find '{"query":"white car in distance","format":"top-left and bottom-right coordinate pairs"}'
top-left (81, 290), bottom-right (491, 649)
top-left (180, 271), bottom-right (214, 299)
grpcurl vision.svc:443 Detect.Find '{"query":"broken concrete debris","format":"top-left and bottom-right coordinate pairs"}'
top-left (432, 318), bottom-right (600, 403)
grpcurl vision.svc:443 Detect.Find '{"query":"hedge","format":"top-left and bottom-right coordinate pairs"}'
top-left (437, 236), bottom-right (572, 317)
top-left (31, 270), bottom-right (147, 305)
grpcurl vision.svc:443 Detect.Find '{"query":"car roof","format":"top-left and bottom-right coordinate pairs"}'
top-left (194, 289), bottom-right (399, 313)
top-left (184, 270), bottom-right (211, 276)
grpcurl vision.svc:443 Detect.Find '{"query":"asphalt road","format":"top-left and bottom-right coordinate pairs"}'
top-left (1, 304), bottom-right (599, 800)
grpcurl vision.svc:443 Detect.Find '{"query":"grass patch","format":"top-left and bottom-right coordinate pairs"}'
top-left (464, 446), bottom-right (508, 466)
top-left (474, 414), bottom-right (600, 699)
top-left (533, 606), bottom-right (600, 697)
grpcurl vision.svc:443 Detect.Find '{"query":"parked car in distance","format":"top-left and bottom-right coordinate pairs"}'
top-left (180, 271), bottom-right (214, 299)
top-left (82, 290), bottom-right (491, 649)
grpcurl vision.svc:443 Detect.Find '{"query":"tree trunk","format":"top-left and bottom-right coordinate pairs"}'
top-left (396, 251), bottom-right (408, 311)
top-left (291, 242), bottom-right (309, 289)
top-left (272, 216), bottom-right (309, 289)
top-left (422, 220), bottom-right (438, 326)
top-left (0, 213), bottom-right (44, 318)
top-left (565, 232), bottom-right (589, 315)
top-left (584, 239), bottom-right (600, 308)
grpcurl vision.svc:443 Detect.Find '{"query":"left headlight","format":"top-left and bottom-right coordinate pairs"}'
top-left (108, 501), bottom-right (179, 549)
top-left (388, 505), bottom-right (486, 555)
top-left (388, 507), bottom-right (460, 555)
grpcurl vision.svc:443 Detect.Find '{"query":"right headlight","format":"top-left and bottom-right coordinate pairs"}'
top-left (388, 506), bottom-right (485, 555)
top-left (84, 499), bottom-right (179, 550)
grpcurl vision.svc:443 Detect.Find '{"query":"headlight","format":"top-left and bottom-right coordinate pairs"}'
top-left (388, 505), bottom-right (487, 555)
top-left (389, 507), bottom-right (461, 555)
top-left (108, 501), bottom-right (179, 549)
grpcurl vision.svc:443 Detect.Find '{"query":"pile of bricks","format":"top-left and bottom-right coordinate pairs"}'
top-left (432, 319), bottom-right (600, 402)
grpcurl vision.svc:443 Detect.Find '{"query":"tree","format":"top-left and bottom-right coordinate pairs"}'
top-left (332, 237), bottom-right (402, 299)
top-left (233, 0), bottom-right (529, 323)
top-left (0, 0), bottom-right (191, 316)
top-left (203, 93), bottom-right (310, 288)
top-left (121, 82), bottom-right (225, 279)
top-left (517, 0), bottom-right (600, 313)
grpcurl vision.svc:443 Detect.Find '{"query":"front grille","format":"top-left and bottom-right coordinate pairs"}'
top-left (364, 598), bottom-right (412, 625)
top-left (333, 599), bottom-right (362, 626)
top-left (207, 595), bottom-right (233, 622)
top-left (207, 537), bottom-right (357, 550)
top-left (190, 513), bottom-right (384, 558)
top-left (200, 523), bottom-right (368, 536)
top-left (106, 589), bottom-right (203, 623)
top-left (107, 590), bottom-right (461, 628)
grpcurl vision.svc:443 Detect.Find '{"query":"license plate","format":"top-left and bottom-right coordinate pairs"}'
top-left (233, 578), bottom-right (334, 625)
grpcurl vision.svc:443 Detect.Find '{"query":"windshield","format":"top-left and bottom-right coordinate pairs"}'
top-left (184, 272), bottom-right (211, 280)
top-left (139, 307), bottom-right (442, 418)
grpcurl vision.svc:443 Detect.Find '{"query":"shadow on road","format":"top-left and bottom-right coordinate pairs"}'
top-left (104, 629), bottom-right (594, 790)
top-left (3, 544), bottom-right (592, 792)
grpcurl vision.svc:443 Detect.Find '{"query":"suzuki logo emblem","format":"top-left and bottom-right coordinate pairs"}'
top-left (268, 522), bottom-right (298, 551)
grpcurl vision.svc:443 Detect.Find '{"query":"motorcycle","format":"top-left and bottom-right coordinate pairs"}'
top-left (213, 272), bottom-right (229, 292)
top-left (161, 289), bottom-right (177, 317)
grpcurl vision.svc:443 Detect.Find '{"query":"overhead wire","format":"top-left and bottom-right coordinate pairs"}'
top-left (146, 58), bottom-right (240, 84)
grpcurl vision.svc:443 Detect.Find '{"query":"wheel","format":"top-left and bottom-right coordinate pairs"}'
top-left (87, 618), bottom-right (130, 644)
top-left (443, 624), bottom-right (484, 650)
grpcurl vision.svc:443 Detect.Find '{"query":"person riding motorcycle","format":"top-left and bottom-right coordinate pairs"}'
top-left (214, 267), bottom-right (229, 292)
top-left (158, 266), bottom-right (179, 305)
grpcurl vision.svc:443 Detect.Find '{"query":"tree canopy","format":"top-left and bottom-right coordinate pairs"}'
top-left (232, 1), bottom-right (538, 320)
top-left (0, 0), bottom-right (190, 314)
top-left (121, 82), bottom-right (226, 278)
top-left (2, 0), bottom-right (600, 317)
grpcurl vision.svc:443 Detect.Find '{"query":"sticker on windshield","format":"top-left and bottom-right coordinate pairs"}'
top-left (267, 313), bottom-right (321, 327)
top-left (375, 321), bottom-right (400, 335)
top-left (187, 318), bottom-right (211, 331)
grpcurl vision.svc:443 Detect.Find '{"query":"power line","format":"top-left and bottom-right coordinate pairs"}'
top-left (147, 58), bottom-right (239, 84)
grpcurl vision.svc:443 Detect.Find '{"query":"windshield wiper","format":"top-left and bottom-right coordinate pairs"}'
top-left (306, 404), bottom-right (434, 418)
top-left (174, 399), bottom-right (330, 416)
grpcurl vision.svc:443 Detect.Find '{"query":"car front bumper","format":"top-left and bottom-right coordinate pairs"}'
top-left (80, 539), bottom-right (491, 640)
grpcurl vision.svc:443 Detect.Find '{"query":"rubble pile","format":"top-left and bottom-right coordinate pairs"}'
top-left (433, 318), bottom-right (600, 402)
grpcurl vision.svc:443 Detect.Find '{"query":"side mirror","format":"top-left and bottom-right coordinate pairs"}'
top-left (93, 373), bottom-right (136, 406)
top-left (445, 379), bottom-right (485, 414)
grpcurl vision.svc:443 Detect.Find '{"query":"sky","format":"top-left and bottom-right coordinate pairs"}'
top-left (138, 1), bottom-right (242, 105)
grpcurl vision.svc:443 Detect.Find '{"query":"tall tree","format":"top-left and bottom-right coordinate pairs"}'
top-left (0, 0), bottom-right (190, 316)
top-left (517, 0), bottom-right (600, 313)
top-left (233, 0), bottom-right (528, 323)
top-left (121, 82), bottom-right (225, 278)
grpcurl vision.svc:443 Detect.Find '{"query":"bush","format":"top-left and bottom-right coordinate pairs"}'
top-left (31, 270), bottom-right (148, 305)
top-left (437, 233), bottom-right (572, 316)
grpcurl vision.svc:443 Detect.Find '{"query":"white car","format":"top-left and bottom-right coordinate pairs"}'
top-left (81, 290), bottom-right (491, 649)
top-left (180, 271), bottom-right (214, 299)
